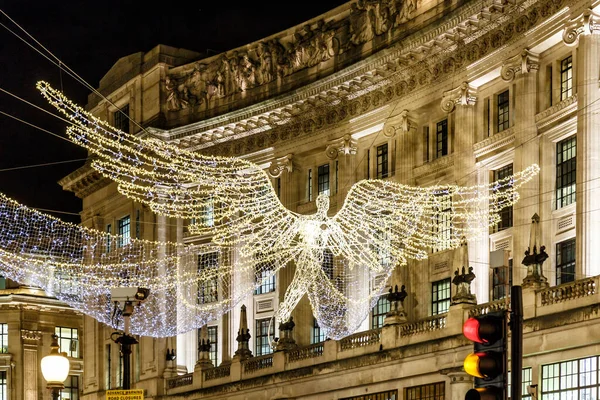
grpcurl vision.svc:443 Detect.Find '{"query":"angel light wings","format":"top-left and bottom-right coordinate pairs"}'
top-left (0, 81), bottom-right (539, 339)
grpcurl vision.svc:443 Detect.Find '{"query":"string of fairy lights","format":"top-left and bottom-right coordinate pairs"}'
top-left (0, 81), bottom-right (537, 339)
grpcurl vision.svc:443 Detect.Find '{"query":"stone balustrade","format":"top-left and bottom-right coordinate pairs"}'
top-left (165, 275), bottom-right (600, 395)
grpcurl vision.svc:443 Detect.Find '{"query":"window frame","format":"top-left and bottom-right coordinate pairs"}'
top-left (497, 90), bottom-right (510, 133)
top-left (404, 382), bottom-right (445, 399)
top-left (117, 215), bottom-right (131, 248)
top-left (556, 135), bottom-right (576, 209)
top-left (113, 104), bottom-right (130, 134)
top-left (207, 325), bottom-right (218, 366)
top-left (560, 55), bottom-right (573, 101)
top-left (317, 163), bottom-right (330, 196)
top-left (55, 326), bottom-right (78, 358)
top-left (255, 317), bottom-right (274, 356)
top-left (311, 318), bottom-right (327, 344)
top-left (376, 143), bottom-right (389, 179)
top-left (436, 119), bottom-right (448, 158)
top-left (61, 375), bottom-right (80, 400)
top-left (492, 164), bottom-right (514, 232)
top-left (0, 324), bottom-right (7, 353)
top-left (371, 295), bottom-right (391, 329)
top-left (542, 355), bottom-right (600, 399)
top-left (198, 252), bottom-right (219, 303)
top-left (431, 278), bottom-right (451, 315)
top-left (556, 238), bottom-right (575, 285)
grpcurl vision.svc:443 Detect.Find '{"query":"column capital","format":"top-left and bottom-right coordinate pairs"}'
top-left (441, 82), bottom-right (477, 113)
top-left (383, 109), bottom-right (415, 137)
top-left (501, 48), bottom-right (540, 82)
top-left (325, 135), bottom-right (357, 159)
top-left (267, 153), bottom-right (294, 178)
top-left (563, 8), bottom-right (600, 46)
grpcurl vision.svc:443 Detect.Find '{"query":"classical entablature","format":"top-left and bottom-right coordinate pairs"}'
top-left (160, 0), bottom-right (570, 158)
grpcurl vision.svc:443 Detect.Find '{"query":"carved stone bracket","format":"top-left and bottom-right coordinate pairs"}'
top-left (563, 8), bottom-right (600, 46)
top-left (267, 154), bottom-right (294, 178)
top-left (21, 329), bottom-right (42, 344)
top-left (501, 48), bottom-right (540, 82)
top-left (384, 110), bottom-right (413, 137)
top-left (440, 82), bottom-right (477, 113)
top-left (325, 135), bottom-right (357, 159)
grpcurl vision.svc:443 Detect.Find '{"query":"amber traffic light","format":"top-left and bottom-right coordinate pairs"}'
top-left (463, 311), bottom-right (507, 400)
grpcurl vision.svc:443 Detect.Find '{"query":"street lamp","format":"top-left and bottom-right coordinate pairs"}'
top-left (41, 334), bottom-right (70, 400)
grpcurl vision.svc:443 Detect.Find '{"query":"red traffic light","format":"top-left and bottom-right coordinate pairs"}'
top-left (463, 315), bottom-right (503, 344)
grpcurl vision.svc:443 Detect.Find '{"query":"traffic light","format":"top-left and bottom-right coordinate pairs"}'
top-left (463, 311), bottom-right (507, 400)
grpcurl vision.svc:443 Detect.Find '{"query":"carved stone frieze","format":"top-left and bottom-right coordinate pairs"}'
top-left (325, 135), bottom-right (358, 159)
top-left (440, 82), bottom-right (477, 113)
top-left (501, 48), bottom-right (540, 82)
top-left (21, 329), bottom-right (42, 343)
top-left (563, 8), bottom-right (600, 46)
top-left (267, 154), bottom-right (294, 178)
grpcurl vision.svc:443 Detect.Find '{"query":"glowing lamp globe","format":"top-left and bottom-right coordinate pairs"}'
top-left (41, 334), bottom-right (70, 388)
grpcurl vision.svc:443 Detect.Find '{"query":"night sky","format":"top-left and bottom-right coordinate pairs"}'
top-left (0, 0), bottom-right (348, 223)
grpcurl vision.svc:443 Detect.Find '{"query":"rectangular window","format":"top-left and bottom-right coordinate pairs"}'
top-left (105, 344), bottom-right (112, 390)
top-left (117, 350), bottom-right (123, 388)
top-left (493, 164), bottom-right (514, 232)
top-left (277, 178), bottom-right (281, 199)
top-left (55, 326), bottom-right (78, 358)
top-left (424, 126), bottom-right (430, 162)
top-left (492, 259), bottom-right (513, 301)
top-left (198, 252), bottom-right (219, 303)
top-left (560, 55), bottom-right (573, 100)
top-left (335, 160), bottom-right (339, 194)
top-left (113, 104), bottom-right (130, 134)
top-left (556, 238), bottom-right (575, 285)
top-left (117, 215), bottom-right (130, 248)
top-left (433, 194), bottom-right (452, 253)
top-left (497, 90), bottom-right (510, 132)
top-left (0, 275), bottom-right (6, 290)
top-left (61, 375), bottom-right (79, 400)
top-left (542, 356), bottom-right (600, 399)
top-left (436, 119), bottom-right (448, 158)
top-left (255, 262), bottom-right (276, 295)
top-left (371, 296), bottom-right (391, 329)
top-left (376, 143), bottom-right (389, 179)
top-left (311, 318), bottom-right (327, 344)
top-left (431, 278), bottom-right (451, 315)
top-left (340, 389), bottom-right (398, 400)
top-left (556, 136), bottom-right (576, 209)
top-left (308, 169), bottom-right (313, 202)
top-left (255, 318), bottom-right (274, 356)
top-left (0, 323), bottom-right (7, 353)
top-left (508, 367), bottom-right (533, 399)
top-left (405, 382), bottom-right (445, 399)
top-left (135, 209), bottom-right (140, 239)
top-left (207, 326), bottom-right (218, 366)
top-left (0, 371), bottom-right (6, 400)
top-left (318, 164), bottom-right (330, 196)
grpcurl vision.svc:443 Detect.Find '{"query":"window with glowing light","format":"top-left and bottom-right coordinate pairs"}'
top-left (497, 90), bottom-right (510, 132)
top-left (560, 55), bottom-right (573, 100)
top-left (113, 104), bottom-right (130, 134)
top-left (492, 259), bottom-right (513, 301)
top-left (117, 215), bottom-right (130, 248)
top-left (311, 318), bottom-right (327, 344)
top-left (436, 119), bottom-right (448, 158)
top-left (198, 252), bottom-right (219, 303)
top-left (0, 324), bottom-right (7, 353)
top-left (556, 238), bottom-right (575, 285)
top-left (308, 169), bottom-right (313, 202)
top-left (55, 326), bottom-right (78, 358)
top-left (431, 278), bottom-right (451, 315)
top-left (254, 259), bottom-right (276, 295)
top-left (376, 143), bottom-right (389, 179)
top-left (542, 356), bottom-right (599, 399)
top-left (0, 371), bottom-right (6, 400)
top-left (106, 224), bottom-right (112, 253)
top-left (340, 389), bottom-right (398, 400)
top-left (255, 318), bottom-right (274, 356)
top-left (318, 164), bottom-right (330, 196)
top-left (492, 164), bottom-right (514, 232)
top-left (371, 295), bottom-right (391, 329)
top-left (61, 375), bottom-right (79, 400)
top-left (432, 195), bottom-right (452, 253)
top-left (405, 382), bottom-right (445, 399)
top-left (556, 136), bottom-right (576, 209)
top-left (508, 367), bottom-right (532, 399)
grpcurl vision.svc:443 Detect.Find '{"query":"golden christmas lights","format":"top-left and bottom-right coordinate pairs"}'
top-left (30, 81), bottom-right (539, 339)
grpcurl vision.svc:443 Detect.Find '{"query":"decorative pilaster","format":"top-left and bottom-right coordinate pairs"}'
top-left (22, 330), bottom-right (42, 400)
top-left (383, 110), bottom-right (412, 137)
top-left (233, 305), bottom-right (253, 361)
top-left (522, 214), bottom-right (549, 289)
top-left (325, 135), bottom-right (357, 159)
top-left (564, 9), bottom-right (600, 278)
top-left (500, 48), bottom-right (540, 82)
top-left (440, 82), bottom-right (477, 113)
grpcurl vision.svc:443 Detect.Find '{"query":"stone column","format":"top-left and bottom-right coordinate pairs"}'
top-left (564, 9), bottom-right (600, 278)
top-left (22, 330), bottom-right (42, 400)
top-left (383, 110), bottom-right (415, 184)
top-left (325, 135), bottom-right (357, 202)
top-left (501, 48), bottom-right (540, 284)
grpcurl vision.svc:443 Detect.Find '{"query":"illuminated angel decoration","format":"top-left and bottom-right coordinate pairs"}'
top-left (25, 82), bottom-right (539, 339)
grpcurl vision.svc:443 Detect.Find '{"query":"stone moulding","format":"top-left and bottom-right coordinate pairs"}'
top-left (473, 127), bottom-right (516, 159)
top-left (413, 154), bottom-right (455, 179)
top-left (535, 94), bottom-right (577, 130)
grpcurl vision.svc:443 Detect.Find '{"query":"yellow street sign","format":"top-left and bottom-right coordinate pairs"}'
top-left (106, 389), bottom-right (144, 400)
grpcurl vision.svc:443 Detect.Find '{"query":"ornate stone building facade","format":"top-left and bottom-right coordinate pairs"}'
top-left (54, 0), bottom-right (600, 398)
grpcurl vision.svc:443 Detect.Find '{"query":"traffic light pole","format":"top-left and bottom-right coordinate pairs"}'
top-left (510, 286), bottom-right (523, 400)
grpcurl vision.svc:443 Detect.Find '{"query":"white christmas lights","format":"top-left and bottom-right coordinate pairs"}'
top-left (30, 81), bottom-right (539, 339)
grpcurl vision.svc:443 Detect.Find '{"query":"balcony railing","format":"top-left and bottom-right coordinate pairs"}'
top-left (539, 278), bottom-right (596, 306)
top-left (243, 354), bottom-right (274, 373)
top-left (204, 364), bottom-right (231, 381)
top-left (287, 342), bottom-right (325, 362)
top-left (339, 328), bottom-right (381, 351)
top-left (400, 314), bottom-right (446, 336)
top-left (166, 373), bottom-right (193, 389)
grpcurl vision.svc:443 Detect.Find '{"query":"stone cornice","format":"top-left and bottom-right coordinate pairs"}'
top-left (413, 154), bottom-right (455, 179)
top-left (535, 94), bottom-right (578, 130)
top-left (473, 127), bottom-right (516, 159)
top-left (59, 162), bottom-right (111, 199)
